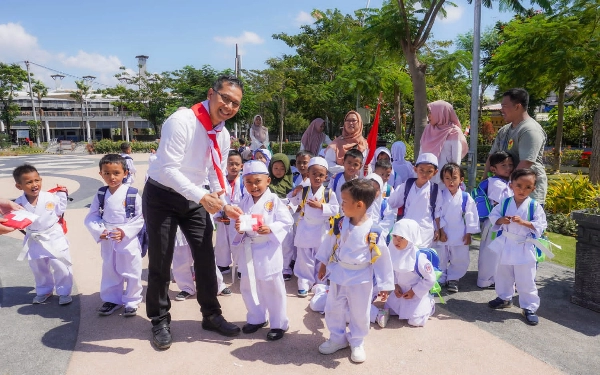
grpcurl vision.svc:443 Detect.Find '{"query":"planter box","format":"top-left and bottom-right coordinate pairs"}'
top-left (571, 210), bottom-right (600, 313)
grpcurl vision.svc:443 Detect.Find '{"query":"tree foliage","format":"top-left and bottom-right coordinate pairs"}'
top-left (0, 63), bottom-right (28, 132)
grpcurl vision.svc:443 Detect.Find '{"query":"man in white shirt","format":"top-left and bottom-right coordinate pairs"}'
top-left (144, 76), bottom-right (245, 350)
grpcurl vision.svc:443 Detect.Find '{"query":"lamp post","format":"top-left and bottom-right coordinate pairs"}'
top-left (82, 75), bottom-right (95, 143)
top-left (467, 0), bottom-right (482, 190)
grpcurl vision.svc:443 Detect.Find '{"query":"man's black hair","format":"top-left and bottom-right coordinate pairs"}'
top-left (503, 88), bottom-right (529, 109)
top-left (341, 178), bottom-right (376, 208)
top-left (213, 75), bottom-right (244, 94)
top-left (13, 164), bottom-right (39, 183)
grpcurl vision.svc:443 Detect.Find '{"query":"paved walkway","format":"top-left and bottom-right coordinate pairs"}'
top-left (1, 153), bottom-right (598, 375)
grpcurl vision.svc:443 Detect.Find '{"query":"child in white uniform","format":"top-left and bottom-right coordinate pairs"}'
top-left (288, 157), bottom-right (339, 297)
top-left (330, 148), bottom-right (363, 207)
top-left (388, 153), bottom-right (443, 247)
top-left (365, 173), bottom-right (396, 237)
top-left (13, 164), bottom-right (73, 305)
top-left (120, 142), bottom-right (137, 185)
top-left (435, 163), bottom-right (480, 293)
top-left (390, 141), bottom-right (416, 188)
top-left (477, 151), bottom-right (514, 288)
top-left (316, 179), bottom-right (394, 363)
top-left (233, 161), bottom-right (293, 341)
top-left (85, 154), bottom-right (144, 317)
top-left (487, 169), bottom-right (547, 326)
top-left (383, 219), bottom-right (436, 327)
top-left (374, 159), bottom-right (395, 198)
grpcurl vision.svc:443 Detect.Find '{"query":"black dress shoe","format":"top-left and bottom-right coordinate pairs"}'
top-left (202, 314), bottom-right (241, 337)
top-left (242, 321), bottom-right (268, 334)
top-left (151, 324), bottom-right (172, 350)
top-left (266, 328), bottom-right (286, 341)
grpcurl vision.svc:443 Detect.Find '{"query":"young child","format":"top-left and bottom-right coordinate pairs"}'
top-left (253, 148), bottom-right (271, 166)
top-left (381, 219), bottom-right (436, 327)
top-left (435, 163), bottom-right (480, 293)
top-left (238, 138), bottom-right (250, 161)
top-left (316, 178), bottom-right (393, 363)
top-left (365, 173), bottom-right (396, 238)
top-left (369, 147), bottom-right (395, 186)
top-left (487, 169), bottom-right (547, 326)
top-left (289, 157), bottom-right (339, 297)
top-left (13, 164), bottom-right (73, 305)
top-left (84, 154), bottom-right (144, 317)
top-left (390, 141), bottom-right (416, 189)
top-left (214, 150), bottom-right (244, 274)
top-left (233, 160), bottom-right (293, 341)
top-left (388, 153), bottom-right (442, 247)
top-left (477, 151), bottom-right (515, 288)
top-left (331, 148), bottom-right (364, 207)
top-left (374, 159), bottom-right (395, 198)
top-left (293, 150), bottom-right (313, 187)
top-left (120, 142), bottom-right (136, 185)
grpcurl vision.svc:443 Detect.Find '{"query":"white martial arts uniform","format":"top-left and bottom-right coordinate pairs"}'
top-left (120, 153), bottom-right (137, 185)
top-left (316, 217), bottom-right (394, 348)
top-left (487, 197), bottom-right (547, 312)
top-left (390, 142), bottom-right (416, 189)
top-left (285, 177), bottom-right (309, 276)
top-left (84, 184), bottom-right (144, 309)
top-left (388, 180), bottom-right (443, 247)
top-left (435, 189), bottom-right (480, 283)
top-left (16, 191), bottom-right (73, 298)
top-left (427, 140), bottom-right (462, 184)
top-left (367, 195), bottom-right (396, 239)
top-left (233, 190), bottom-right (293, 329)
top-left (214, 175), bottom-right (244, 268)
top-left (477, 177), bottom-right (513, 288)
top-left (289, 185), bottom-right (340, 292)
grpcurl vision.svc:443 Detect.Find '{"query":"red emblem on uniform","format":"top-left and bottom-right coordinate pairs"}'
top-left (425, 263), bottom-right (433, 273)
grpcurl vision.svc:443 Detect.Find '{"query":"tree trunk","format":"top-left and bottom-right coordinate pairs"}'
top-left (590, 105), bottom-right (600, 184)
top-left (394, 83), bottom-right (402, 140)
top-left (279, 95), bottom-right (285, 153)
top-left (401, 41), bottom-right (427, 156)
top-left (552, 86), bottom-right (566, 172)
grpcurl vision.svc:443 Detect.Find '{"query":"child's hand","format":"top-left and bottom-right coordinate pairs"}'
top-left (439, 229), bottom-right (448, 242)
top-left (433, 229), bottom-right (440, 241)
top-left (257, 225), bottom-right (271, 235)
top-left (394, 284), bottom-right (403, 298)
top-left (318, 263), bottom-right (327, 281)
top-left (511, 216), bottom-right (527, 226)
top-left (291, 186), bottom-right (303, 197)
top-left (110, 228), bottom-right (124, 242)
top-left (496, 216), bottom-right (512, 225)
top-left (235, 221), bottom-right (243, 233)
top-left (100, 230), bottom-right (109, 240)
top-left (379, 291), bottom-right (389, 302)
top-left (401, 288), bottom-right (415, 299)
top-left (463, 233), bottom-right (472, 245)
top-left (306, 198), bottom-right (323, 209)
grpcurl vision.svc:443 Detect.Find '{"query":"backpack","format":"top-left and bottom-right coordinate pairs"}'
top-left (414, 248), bottom-right (445, 303)
top-left (299, 186), bottom-right (331, 217)
top-left (97, 186), bottom-right (149, 257)
top-left (331, 173), bottom-right (344, 192)
top-left (47, 186), bottom-right (72, 234)
top-left (471, 178), bottom-right (492, 222)
top-left (397, 178), bottom-right (438, 221)
top-left (328, 215), bottom-right (381, 264)
top-left (498, 197), bottom-right (552, 263)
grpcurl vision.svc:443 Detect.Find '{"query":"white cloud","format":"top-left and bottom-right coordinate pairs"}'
top-left (295, 11), bottom-right (314, 26)
top-left (214, 31), bottom-right (265, 47)
top-left (60, 51), bottom-right (122, 75)
top-left (438, 5), bottom-right (464, 23)
top-left (0, 23), bottom-right (52, 62)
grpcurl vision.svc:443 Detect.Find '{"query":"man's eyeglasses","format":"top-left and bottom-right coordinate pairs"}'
top-left (214, 90), bottom-right (241, 109)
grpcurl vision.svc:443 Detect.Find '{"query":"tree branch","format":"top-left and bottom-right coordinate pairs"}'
top-left (415, 0), bottom-right (441, 44)
top-left (396, 0), bottom-right (412, 46)
top-left (416, 0), bottom-right (446, 49)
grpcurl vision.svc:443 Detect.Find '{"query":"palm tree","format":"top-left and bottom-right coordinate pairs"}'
top-left (31, 80), bottom-right (48, 142)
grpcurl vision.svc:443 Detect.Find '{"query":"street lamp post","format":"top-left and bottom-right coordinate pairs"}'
top-left (82, 75), bottom-right (96, 143)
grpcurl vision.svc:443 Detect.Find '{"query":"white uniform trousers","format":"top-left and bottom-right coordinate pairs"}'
top-left (282, 230), bottom-right (295, 276)
top-left (295, 247), bottom-right (324, 291)
top-left (325, 281), bottom-right (372, 348)
top-left (383, 294), bottom-right (435, 327)
top-left (240, 273), bottom-right (289, 330)
top-left (495, 263), bottom-right (539, 312)
top-left (436, 244), bottom-right (470, 283)
top-left (172, 244), bottom-right (196, 295)
top-left (214, 221), bottom-right (232, 268)
top-left (309, 284), bottom-right (328, 313)
top-left (28, 257), bottom-right (73, 296)
top-left (477, 221), bottom-right (499, 288)
top-left (100, 247), bottom-right (143, 308)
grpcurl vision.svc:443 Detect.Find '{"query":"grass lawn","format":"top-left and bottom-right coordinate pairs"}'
top-left (546, 232), bottom-right (576, 269)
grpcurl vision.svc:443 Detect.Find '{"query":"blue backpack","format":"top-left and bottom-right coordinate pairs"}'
top-left (397, 178), bottom-right (438, 221)
top-left (97, 186), bottom-right (149, 257)
top-left (415, 248), bottom-right (444, 303)
top-left (471, 179), bottom-right (492, 222)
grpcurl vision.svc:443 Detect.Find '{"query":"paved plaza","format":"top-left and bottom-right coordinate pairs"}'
top-left (1, 153), bottom-right (599, 375)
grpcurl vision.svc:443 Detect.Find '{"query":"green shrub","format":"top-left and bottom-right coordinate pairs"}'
top-left (477, 145), bottom-right (492, 164)
top-left (544, 173), bottom-right (600, 214)
top-left (543, 149), bottom-right (583, 166)
top-left (92, 139), bottom-right (158, 154)
top-left (547, 213), bottom-right (577, 237)
top-left (0, 133), bottom-right (11, 149)
top-left (270, 141), bottom-right (301, 156)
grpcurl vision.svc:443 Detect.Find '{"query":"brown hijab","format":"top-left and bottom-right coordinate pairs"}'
top-left (328, 110), bottom-right (368, 165)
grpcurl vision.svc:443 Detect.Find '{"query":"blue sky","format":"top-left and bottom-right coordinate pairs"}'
top-left (0, 0), bottom-right (537, 91)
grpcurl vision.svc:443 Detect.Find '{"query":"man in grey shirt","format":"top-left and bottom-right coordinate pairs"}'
top-left (485, 88), bottom-right (548, 204)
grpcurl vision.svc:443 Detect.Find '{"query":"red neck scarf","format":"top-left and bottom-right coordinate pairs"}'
top-left (191, 102), bottom-right (226, 190)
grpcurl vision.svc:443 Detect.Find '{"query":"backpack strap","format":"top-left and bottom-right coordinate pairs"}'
top-left (461, 191), bottom-right (468, 214)
top-left (501, 197), bottom-right (512, 216)
top-left (332, 173), bottom-right (343, 192)
top-left (299, 186), bottom-right (310, 217)
top-left (380, 198), bottom-right (388, 221)
top-left (429, 182), bottom-right (438, 221)
top-left (323, 187), bottom-right (331, 204)
top-left (368, 226), bottom-right (382, 264)
top-left (328, 215), bottom-right (344, 262)
top-left (414, 249), bottom-right (424, 279)
top-left (125, 187), bottom-right (138, 219)
top-left (97, 186), bottom-right (109, 217)
top-left (384, 184), bottom-right (391, 198)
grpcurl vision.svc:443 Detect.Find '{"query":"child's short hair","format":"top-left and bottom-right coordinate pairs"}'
top-left (489, 151), bottom-right (512, 167)
top-left (374, 159), bottom-right (393, 171)
top-left (99, 154), bottom-right (127, 171)
top-left (238, 138), bottom-right (246, 145)
top-left (341, 178), bottom-right (376, 208)
top-left (440, 162), bottom-right (464, 179)
top-left (228, 149), bottom-right (242, 160)
top-left (290, 159), bottom-right (296, 167)
top-left (120, 142), bottom-right (131, 152)
top-left (510, 168), bottom-right (537, 183)
top-left (13, 164), bottom-right (38, 183)
top-left (344, 148), bottom-right (364, 162)
top-left (296, 150), bottom-right (313, 159)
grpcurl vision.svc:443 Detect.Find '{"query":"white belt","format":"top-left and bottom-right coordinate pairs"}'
top-left (335, 261), bottom-right (370, 270)
top-left (301, 215), bottom-right (328, 225)
top-left (18, 223), bottom-right (72, 266)
top-left (501, 231), bottom-right (556, 259)
top-left (241, 235), bottom-right (270, 305)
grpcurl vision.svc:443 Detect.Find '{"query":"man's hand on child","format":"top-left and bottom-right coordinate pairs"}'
top-left (200, 190), bottom-right (225, 215)
top-left (401, 288), bottom-right (415, 299)
top-left (306, 198), bottom-right (322, 209)
top-left (257, 225), bottom-right (271, 234)
top-left (496, 216), bottom-right (512, 225)
top-left (291, 186), bottom-right (303, 197)
top-left (318, 263), bottom-right (327, 281)
top-left (463, 233), bottom-right (472, 245)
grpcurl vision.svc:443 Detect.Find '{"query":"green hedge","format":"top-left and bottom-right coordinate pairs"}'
top-left (91, 139), bottom-right (159, 154)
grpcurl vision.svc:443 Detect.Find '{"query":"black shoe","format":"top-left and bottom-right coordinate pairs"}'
top-left (289, 260), bottom-right (296, 272)
top-left (237, 272), bottom-right (242, 280)
top-left (267, 328), bottom-right (286, 341)
top-left (283, 274), bottom-right (292, 281)
top-left (488, 297), bottom-right (513, 309)
top-left (151, 324), bottom-right (172, 350)
top-left (242, 321), bottom-right (268, 334)
top-left (522, 309), bottom-right (539, 326)
top-left (202, 314), bottom-right (241, 337)
top-left (218, 266), bottom-right (231, 274)
top-left (218, 287), bottom-right (232, 296)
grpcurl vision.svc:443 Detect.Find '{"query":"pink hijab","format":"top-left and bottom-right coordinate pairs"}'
top-left (301, 118), bottom-right (326, 156)
top-left (420, 100), bottom-right (468, 159)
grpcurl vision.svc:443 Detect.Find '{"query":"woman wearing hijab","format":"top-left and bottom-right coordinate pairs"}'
top-left (300, 118), bottom-right (332, 156)
top-left (419, 100), bottom-right (468, 183)
top-left (391, 141), bottom-right (416, 189)
top-left (324, 110), bottom-right (369, 176)
top-left (250, 115), bottom-right (269, 151)
top-left (268, 153), bottom-right (294, 199)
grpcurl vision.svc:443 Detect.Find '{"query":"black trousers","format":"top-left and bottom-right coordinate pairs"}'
top-left (143, 181), bottom-right (221, 326)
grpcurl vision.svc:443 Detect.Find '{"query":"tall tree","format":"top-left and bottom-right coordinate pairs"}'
top-left (69, 80), bottom-right (94, 141)
top-left (31, 79), bottom-right (48, 142)
top-left (0, 63), bottom-right (28, 133)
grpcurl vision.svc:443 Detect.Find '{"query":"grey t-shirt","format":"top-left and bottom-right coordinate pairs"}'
top-left (490, 117), bottom-right (547, 204)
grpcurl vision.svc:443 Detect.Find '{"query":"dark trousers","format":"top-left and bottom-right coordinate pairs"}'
top-left (143, 181), bottom-right (221, 326)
